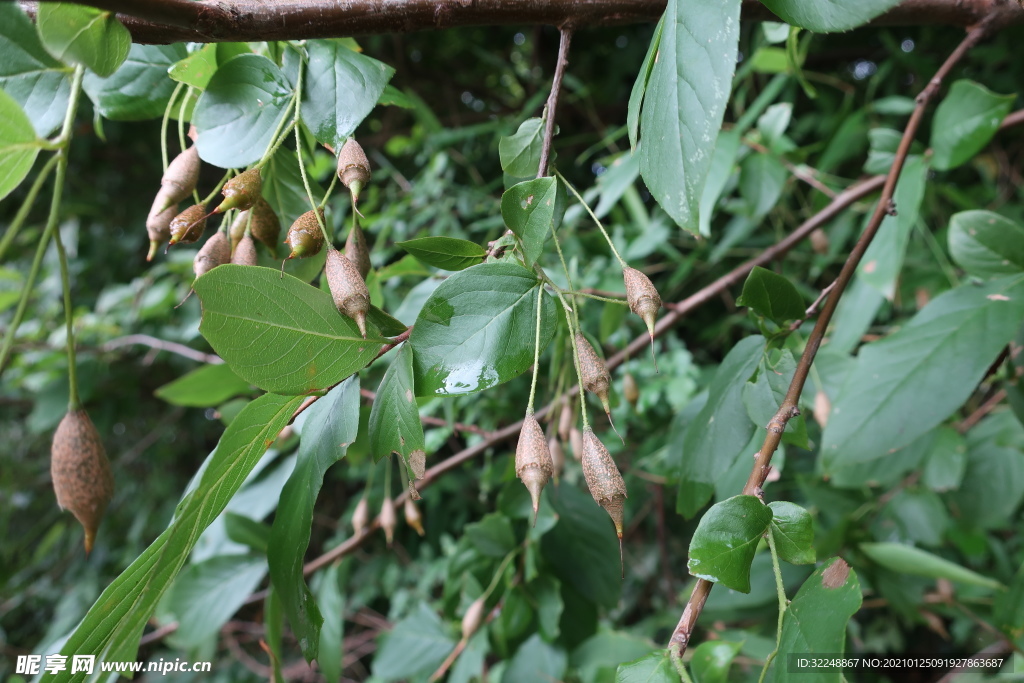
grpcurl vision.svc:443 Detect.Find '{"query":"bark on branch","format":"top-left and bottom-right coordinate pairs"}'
top-left (15, 0), bottom-right (1024, 44)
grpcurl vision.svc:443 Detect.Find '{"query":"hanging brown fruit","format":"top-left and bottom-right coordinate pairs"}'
top-left (168, 203), bottom-right (208, 246)
top-left (623, 372), bottom-right (639, 409)
top-left (283, 208), bottom-right (326, 261)
top-left (558, 398), bottom-right (574, 442)
top-left (146, 199), bottom-right (177, 262)
top-left (351, 496), bottom-right (370, 537)
top-left (380, 494), bottom-right (396, 547)
top-left (623, 266), bottom-right (661, 369)
top-left (51, 409), bottom-right (114, 554)
top-left (404, 498), bottom-right (425, 536)
top-left (581, 427), bottom-right (627, 577)
top-left (215, 167), bottom-right (262, 214)
top-left (232, 233), bottom-right (258, 266)
top-left (325, 248), bottom-right (369, 338)
top-left (462, 596), bottom-right (486, 640)
top-left (337, 138), bottom-right (371, 203)
top-left (345, 224), bottom-right (372, 279)
top-left (548, 437), bottom-right (565, 482)
top-left (570, 427), bottom-right (584, 462)
top-left (575, 332), bottom-right (621, 442)
top-left (515, 412), bottom-right (554, 526)
top-left (157, 145), bottom-right (200, 212)
top-left (193, 231), bottom-right (231, 277)
top-left (249, 197), bottom-right (281, 257)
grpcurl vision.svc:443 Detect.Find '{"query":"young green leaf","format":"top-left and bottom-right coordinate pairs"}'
top-left (368, 344), bottom-right (425, 465)
top-left (500, 176), bottom-right (567, 267)
top-left (0, 88), bottom-right (40, 202)
top-left (465, 512), bottom-right (517, 558)
top-left (948, 210), bottom-right (1024, 278)
top-left (154, 363), bottom-right (251, 408)
top-left (742, 350), bottom-right (809, 449)
top-left (690, 640), bottom-right (743, 683)
top-left (859, 542), bottom-right (1004, 590)
top-left (499, 117), bottom-right (544, 177)
top-left (194, 265), bottom-right (386, 395)
top-left (768, 501), bottom-right (816, 565)
top-left (37, 3), bottom-right (130, 77)
top-left (930, 80), bottom-right (1014, 171)
top-left (737, 267), bottom-right (805, 324)
top-left (687, 495), bottom-right (773, 593)
top-left (0, 4), bottom-right (72, 137)
top-left (759, 0), bottom-right (903, 32)
top-left (397, 236), bottom-right (487, 271)
top-left (315, 564), bottom-right (345, 683)
top-left (616, 650), bottom-right (676, 683)
top-left (269, 377), bottom-right (360, 661)
top-left (83, 44), bottom-right (186, 120)
top-left (408, 262), bottom-right (557, 396)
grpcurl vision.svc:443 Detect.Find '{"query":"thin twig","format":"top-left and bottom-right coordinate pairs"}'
top-left (743, 138), bottom-right (836, 198)
top-left (102, 334), bottom-right (223, 364)
top-left (667, 15), bottom-right (1000, 661)
top-left (538, 28), bottom-right (573, 179)
top-left (956, 389), bottom-right (1007, 434)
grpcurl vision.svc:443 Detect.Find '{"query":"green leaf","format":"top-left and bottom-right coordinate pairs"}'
top-left (860, 542), bottom-right (1004, 590)
top-left (169, 43), bottom-right (250, 91)
top-left (0, 88), bottom-right (40, 202)
top-left (164, 555), bottom-right (268, 650)
top-left (857, 156), bottom-right (928, 299)
top-left (949, 210), bottom-right (1024, 278)
top-left (627, 16), bottom-right (663, 151)
top-left (368, 344), bottom-right (424, 465)
top-left (223, 512), bottom-right (270, 553)
top-left (372, 603), bottom-right (456, 681)
top-left (769, 558), bottom-right (861, 683)
top-left (465, 512), bottom-right (517, 558)
top-left (397, 236), bottom-right (487, 271)
top-left (921, 426), bottom-right (967, 492)
top-left (688, 495), bottom-right (773, 593)
top-left (154, 363), bottom-right (251, 408)
top-left (678, 335), bottom-right (764, 517)
top-left (195, 265), bottom-right (385, 395)
top-left (36, 3), bottom-right (130, 77)
top-left (83, 44), bottom-right (187, 120)
top-left (691, 640), bottom-right (742, 683)
top-left (542, 484), bottom-right (622, 609)
top-left (301, 39), bottom-right (394, 150)
top-left (821, 277), bottom-right (1024, 470)
top-left (931, 80), bottom-right (1014, 171)
top-left (498, 118), bottom-right (543, 177)
top-left (572, 631), bottom-right (657, 683)
top-left (636, 0), bottom-right (740, 234)
top-left (739, 153), bottom-right (787, 221)
top-left (0, 4), bottom-right (71, 137)
top-left (500, 177), bottom-right (567, 267)
top-left (367, 305), bottom-right (409, 337)
top-left (768, 501), bottom-right (815, 565)
top-left (269, 377), bottom-right (360, 661)
top-left (315, 564), bottom-right (345, 683)
top-left (194, 54), bottom-right (294, 168)
top-left (616, 650), bottom-right (676, 683)
top-left (698, 130), bottom-right (741, 237)
top-left (530, 576), bottom-right (563, 641)
top-left (995, 560), bottom-right (1024, 640)
top-left (742, 350), bottom-right (808, 449)
top-left (409, 262), bottom-right (556, 396)
top-left (52, 393), bottom-right (303, 681)
top-left (737, 267), bottom-right (804, 324)
top-left (261, 150), bottom-right (326, 281)
top-left (759, 0), bottom-right (902, 32)
top-left (949, 413), bottom-right (1024, 529)
top-left (502, 634), bottom-right (567, 683)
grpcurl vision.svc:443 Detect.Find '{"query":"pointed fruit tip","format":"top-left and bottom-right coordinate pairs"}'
top-left (356, 311), bottom-right (367, 338)
top-left (146, 240), bottom-right (160, 262)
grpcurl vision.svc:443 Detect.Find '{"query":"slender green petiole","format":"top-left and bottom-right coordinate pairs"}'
top-left (556, 170), bottom-right (627, 267)
top-left (0, 154), bottom-right (60, 263)
top-left (526, 284), bottom-right (545, 413)
top-left (758, 528), bottom-right (788, 683)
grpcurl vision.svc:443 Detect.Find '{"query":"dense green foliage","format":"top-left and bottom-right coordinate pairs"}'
top-left (4, 2), bottom-right (1024, 682)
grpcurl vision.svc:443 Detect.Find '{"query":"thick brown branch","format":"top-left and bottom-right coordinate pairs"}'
top-left (538, 28), bottom-right (573, 179)
top-left (16, 0), bottom-right (1024, 43)
top-left (667, 14), bottom-right (1001, 663)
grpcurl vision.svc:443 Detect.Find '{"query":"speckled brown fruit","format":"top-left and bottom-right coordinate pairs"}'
top-left (215, 167), bottom-right (262, 213)
top-left (345, 224), bottom-right (372, 279)
top-left (404, 498), bottom-right (425, 536)
top-left (168, 204), bottom-right (208, 246)
top-left (623, 372), bottom-right (639, 408)
top-left (380, 495), bottom-right (396, 547)
top-left (284, 209), bottom-right (325, 260)
top-left (146, 196), bottom-right (177, 261)
top-left (232, 233), bottom-right (258, 266)
top-left (462, 597), bottom-right (486, 640)
top-left (581, 427), bottom-right (627, 576)
top-left (337, 138), bottom-right (371, 202)
top-left (570, 427), bottom-right (584, 462)
top-left (623, 266), bottom-right (661, 369)
top-left (515, 413), bottom-right (554, 525)
top-left (548, 437), bottom-right (565, 482)
top-left (157, 146), bottom-right (200, 212)
top-left (193, 231), bottom-right (231, 277)
top-left (325, 248), bottom-right (369, 338)
top-left (249, 198), bottom-right (281, 257)
top-left (351, 496), bottom-right (370, 537)
top-left (51, 409), bottom-right (114, 554)
top-left (575, 332), bottom-right (620, 440)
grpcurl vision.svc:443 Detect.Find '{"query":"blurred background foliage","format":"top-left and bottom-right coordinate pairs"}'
top-left (3, 15), bottom-right (1024, 682)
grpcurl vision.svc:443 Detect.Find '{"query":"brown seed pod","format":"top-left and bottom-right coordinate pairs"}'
top-left (325, 248), bottom-right (369, 338)
top-left (569, 427), bottom-right (584, 462)
top-left (404, 498), bottom-right (425, 536)
top-left (158, 145), bottom-right (200, 212)
top-left (623, 372), bottom-right (639, 409)
top-left (284, 208), bottom-right (326, 261)
top-left (351, 496), bottom-right (370, 537)
top-left (558, 398), bottom-right (575, 442)
top-left (462, 596), bottom-right (486, 640)
top-left (380, 495), bottom-right (396, 547)
top-left (249, 198), bottom-right (281, 257)
top-left (215, 167), bottom-right (262, 214)
top-left (168, 203), bottom-right (208, 246)
top-left (575, 332), bottom-right (621, 442)
top-left (231, 233), bottom-right (258, 266)
top-left (146, 195), bottom-right (177, 262)
top-left (193, 231), bottom-right (231, 277)
top-left (515, 413), bottom-right (554, 526)
top-left (228, 210), bottom-right (248, 250)
top-left (548, 437), bottom-right (565, 482)
top-left (581, 427), bottom-right (627, 577)
top-left (337, 138), bottom-right (371, 202)
top-left (51, 409), bottom-right (114, 554)
top-left (345, 224), bottom-right (372, 279)
top-left (623, 266), bottom-right (661, 369)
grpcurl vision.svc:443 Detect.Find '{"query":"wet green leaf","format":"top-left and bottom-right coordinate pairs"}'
top-left (688, 495), bottom-right (773, 593)
top-left (768, 501), bottom-right (815, 565)
top-left (760, 0), bottom-right (902, 32)
top-left (0, 88), bottom-right (40, 202)
top-left (397, 236), bottom-right (487, 271)
top-left (949, 210), bottom-right (1024, 278)
top-left (83, 44), bottom-right (186, 120)
top-left (37, 3), bottom-right (130, 77)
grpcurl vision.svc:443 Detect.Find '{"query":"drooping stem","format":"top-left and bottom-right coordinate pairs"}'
top-left (557, 171), bottom-right (626, 267)
top-left (0, 154), bottom-right (60, 263)
top-left (758, 529), bottom-right (787, 683)
top-left (200, 168), bottom-right (234, 205)
top-left (667, 14), bottom-right (1000, 660)
top-left (160, 81), bottom-right (185, 170)
top-left (292, 61), bottom-right (332, 244)
top-left (537, 27), bottom-right (573, 179)
top-left (527, 285), bottom-right (546, 413)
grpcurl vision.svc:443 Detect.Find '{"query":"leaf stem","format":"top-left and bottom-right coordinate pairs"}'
top-left (201, 168), bottom-right (234, 206)
top-left (527, 284), bottom-right (544, 413)
top-left (160, 81), bottom-right (185, 170)
top-left (759, 528), bottom-right (787, 683)
top-left (556, 171), bottom-right (626, 267)
top-left (291, 61), bottom-right (331, 244)
top-left (0, 154), bottom-right (60, 263)
top-left (569, 291), bottom-right (629, 305)
top-left (257, 94), bottom-right (299, 170)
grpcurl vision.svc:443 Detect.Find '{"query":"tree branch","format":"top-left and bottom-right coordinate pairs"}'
top-left (667, 13), bottom-right (1002, 663)
top-left (16, 0), bottom-right (1024, 44)
top-left (538, 27), bottom-right (572, 179)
